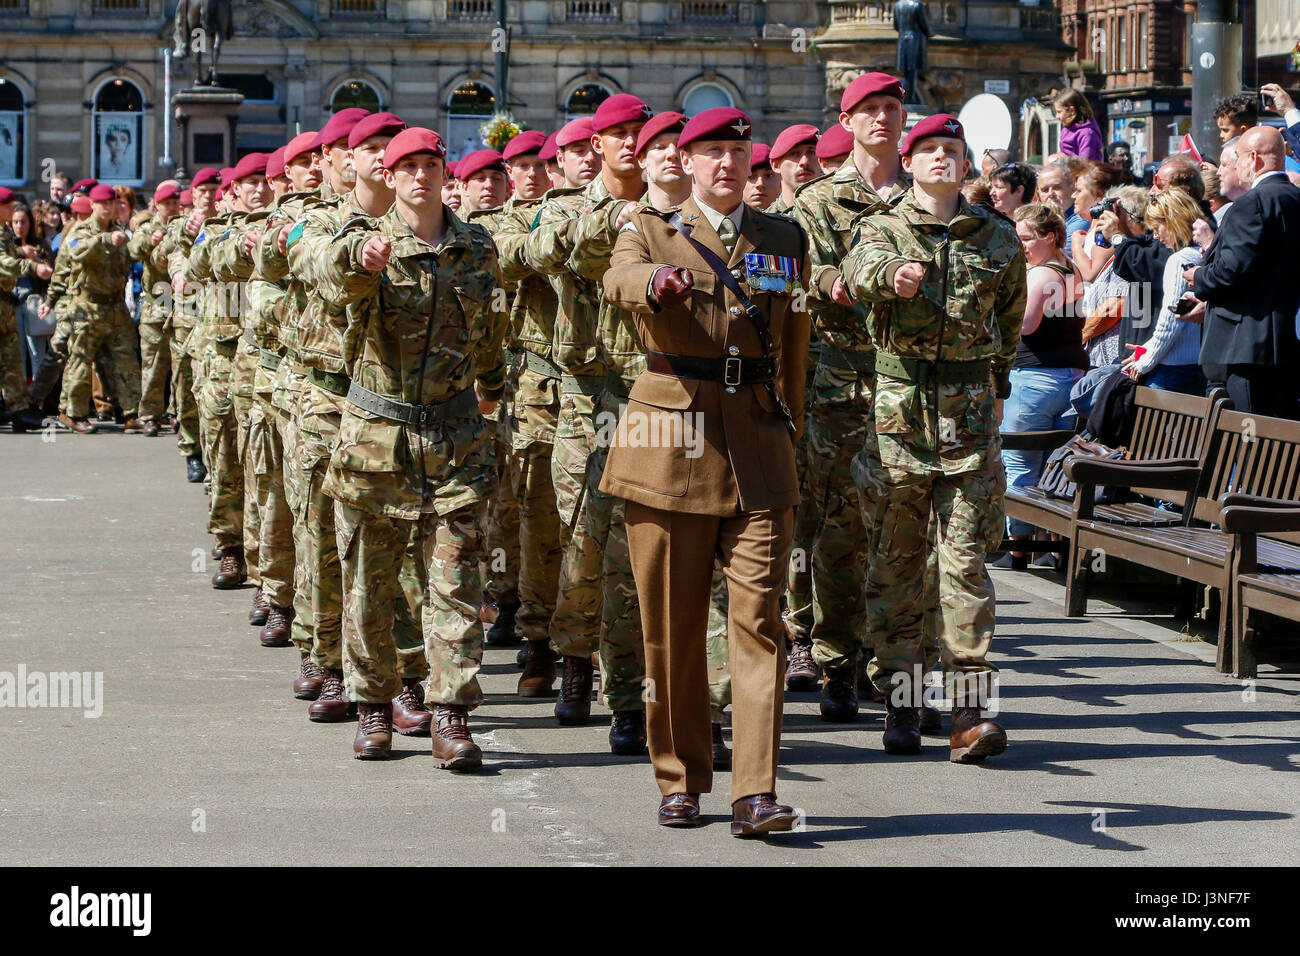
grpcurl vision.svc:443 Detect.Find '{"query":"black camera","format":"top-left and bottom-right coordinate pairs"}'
top-left (1173, 295), bottom-right (1197, 316)
top-left (1090, 196), bottom-right (1119, 219)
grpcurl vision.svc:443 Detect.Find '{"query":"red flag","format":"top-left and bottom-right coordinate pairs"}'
top-left (1179, 134), bottom-right (1202, 163)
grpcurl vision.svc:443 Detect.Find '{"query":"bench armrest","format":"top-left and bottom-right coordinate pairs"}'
top-left (1220, 503), bottom-right (1300, 534)
top-left (1219, 493), bottom-right (1300, 512)
top-left (1063, 458), bottom-right (1200, 490)
top-left (1000, 429), bottom-right (1075, 452)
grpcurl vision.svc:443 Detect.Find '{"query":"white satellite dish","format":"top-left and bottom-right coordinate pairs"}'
top-left (958, 93), bottom-right (1013, 160)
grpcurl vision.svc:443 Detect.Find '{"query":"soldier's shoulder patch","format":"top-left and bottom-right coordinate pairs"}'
top-left (285, 222), bottom-right (304, 248)
top-left (68, 237), bottom-right (79, 248)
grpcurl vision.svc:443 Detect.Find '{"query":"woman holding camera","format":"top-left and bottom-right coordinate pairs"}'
top-left (1119, 188), bottom-right (1210, 395)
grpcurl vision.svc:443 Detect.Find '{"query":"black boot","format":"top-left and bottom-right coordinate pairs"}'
top-left (186, 453), bottom-right (207, 483)
top-left (609, 710), bottom-right (648, 756)
top-left (486, 602), bottom-right (520, 646)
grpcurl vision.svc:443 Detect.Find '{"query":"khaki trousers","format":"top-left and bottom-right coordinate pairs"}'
top-left (625, 501), bottom-right (792, 805)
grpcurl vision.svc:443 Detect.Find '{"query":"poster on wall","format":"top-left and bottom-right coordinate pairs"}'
top-left (94, 113), bottom-right (142, 183)
top-left (0, 112), bottom-right (21, 182)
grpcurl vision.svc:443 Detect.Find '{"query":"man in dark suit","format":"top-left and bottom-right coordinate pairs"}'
top-left (1187, 126), bottom-right (1300, 419)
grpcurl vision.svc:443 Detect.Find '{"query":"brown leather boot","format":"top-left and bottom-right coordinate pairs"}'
top-left (883, 701), bottom-right (922, 755)
top-left (554, 655), bottom-right (593, 725)
top-left (393, 678), bottom-right (433, 736)
top-left (59, 413), bottom-right (96, 435)
top-left (950, 706), bottom-right (1007, 763)
top-left (292, 654), bottom-right (326, 700)
top-left (785, 637), bottom-right (820, 692)
top-left (142, 419), bottom-right (160, 437)
top-left (122, 417), bottom-right (145, 434)
top-left (258, 604), bottom-right (294, 647)
top-left (211, 546), bottom-right (247, 589)
top-left (308, 669), bottom-right (350, 722)
top-left (819, 666), bottom-right (859, 722)
top-left (730, 793), bottom-right (797, 837)
top-left (431, 705), bottom-right (483, 772)
top-left (248, 587), bottom-right (269, 626)
top-left (517, 639), bottom-right (557, 697)
top-left (353, 703), bottom-right (393, 760)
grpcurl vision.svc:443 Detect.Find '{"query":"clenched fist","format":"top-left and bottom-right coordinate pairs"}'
top-left (276, 226), bottom-right (288, 256)
top-left (360, 235), bottom-right (392, 272)
top-left (831, 275), bottom-right (854, 306)
top-left (651, 266), bottom-right (694, 311)
top-left (243, 230), bottom-right (263, 257)
top-left (893, 261), bottom-right (925, 298)
top-left (109, 231), bottom-right (128, 247)
top-left (185, 212), bottom-right (204, 237)
top-left (34, 263), bottom-right (53, 281)
top-left (151, 229), bottom-right (164, 247)
top-left (614, 201), bottom-right (641, 232)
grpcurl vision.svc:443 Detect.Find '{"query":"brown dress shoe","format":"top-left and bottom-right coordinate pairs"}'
top-left (430, 705), bottom-right (483, 772)
top-left (211, 546), bottom-right (247, 589)
top-left (141, 419), bottom-right (160, 437)
top-left (393, 678), bottom-right (433, 736)
top-left (819, 666), bottom-right (859, 722)
top-left (658, 793), bottom-right (702, 827)
top-left (711, 723), bottom-right (731, 770)
top-left (353, 702), bottom-right (393, 760)
top-left (555, 655), bottom-right (594, 725)
top-left (785, 638), bottom-right (820, 692)
top-left (883, 701), bottom-right (922, 755)
top-left (731, 793), bottom-right (797, 837)
top-left (59, 413), bottom-right (96, 434)
top-left (122, 417), bottom-right (145, 434)
top-left (517, 639), bottom-right (557, 697)
top-left (248, 587), bottom-right (269, 626)
top-left (258, 604), bottom-right (294, 647)
top-left (293, 654), bottom-right (326, 700)
top-left (308, 669), bottom-right (351, 722)
top-left (950, 706), bottom-right (1008, 763)
top-left (920, 704), bottom-right (943, 735)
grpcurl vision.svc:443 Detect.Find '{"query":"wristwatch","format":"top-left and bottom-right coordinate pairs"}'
top-left (1111, 234), bottom-right (1126, 247)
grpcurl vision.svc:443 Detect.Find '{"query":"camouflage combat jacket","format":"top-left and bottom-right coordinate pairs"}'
top-left (155, 214), bottom-right (202, 332)
top-left (316, 204), bottom-right (506, 518)
top-left (0, 231), bottom-right (35, 322)
top-left (209, 208), bottom-right (280, 352)
top-left (255, 189), bottom-right (333, 360)
top-left (186, 211), bottom-right (243, 345)
top-left (840, 190), bottom-right (1026, 475)
top-left (286, 192), bottom-right (360, 373)
top-left (127, 214), bottom-right (172, 324)
top-left (64, 218), bottom-right (131, 312)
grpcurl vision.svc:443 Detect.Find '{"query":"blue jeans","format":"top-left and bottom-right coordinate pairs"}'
top-left (1143, 363), bottom-right (1206, 396)
top-left (1003, 366), bottom-right (1084, 536)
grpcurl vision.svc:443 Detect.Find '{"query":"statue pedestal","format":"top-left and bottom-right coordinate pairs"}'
top-left (173, 87), bottom-right (245, 180)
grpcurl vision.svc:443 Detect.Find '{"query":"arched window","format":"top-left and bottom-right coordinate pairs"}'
top-left (681, 82), bottom-right (733, 117)
top-left (330, 79), bottom-right (382, 113)
top-left (93, 78), bottom-right (144, 185)
top-left (445, 81), bottom-right (496, 160)
top-left (564, 83), bottom-right (611, 121)
top-left (0, 80), bottom-right (26, 185)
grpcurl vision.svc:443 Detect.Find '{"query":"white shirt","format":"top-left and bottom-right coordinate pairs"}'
top-left (1214, 201), bottom-right (1232, 225)
top-left (1251, 170), bottom-right (1288, 189)
top-left (1284, 108), bottom-right (1300, 129)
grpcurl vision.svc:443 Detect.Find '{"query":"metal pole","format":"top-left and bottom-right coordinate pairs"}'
top-left (1191, 0), bottom-right (1241, 163)
top-left (161, 48), bottom-right (173, 168)
top-left (495, 0), bottom-right (508, 112)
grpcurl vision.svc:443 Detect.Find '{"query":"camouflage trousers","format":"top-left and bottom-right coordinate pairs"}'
top-left (167, 325), bottom-right (200, 457)
top-left (706, 567), bottom-right (731, 721)
top-left (336, 499), bottom-right (484, 707)
top-left (1, 307), bottom-right (33, 413)
top-left (63, 306), bottom-right (140, 419)
top-left (137, 318), bottom-right (171, 423)
top-left (274, 363), bottom-right (313, 655)
top-left (249, 371), bottom-right (294, 608)
top-left (784, 384), bottom-right (820, 642)
top-left (197, 343), bottom-right (243, 550)
top-left (484, 397), bottom-right (520, 609)
top-left (234, 346), bottom-right (261, 589)
top-left (511, 441), bottom-right (563, 645)
top-left (861, 453), bottom-right (1006, 694)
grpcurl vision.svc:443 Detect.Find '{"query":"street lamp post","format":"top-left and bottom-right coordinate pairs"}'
top-left (1191, 0), bottom-right (1241, 163)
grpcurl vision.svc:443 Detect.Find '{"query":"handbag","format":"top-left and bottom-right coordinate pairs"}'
top-left (22, 293), bottom-right (55, 337)
top-left (1037, 433), bottom-right (1124, 502)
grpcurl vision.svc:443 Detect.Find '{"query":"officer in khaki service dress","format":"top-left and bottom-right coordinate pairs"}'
top-left (601, 107), bottom-right (810, 836)
top-left (840, 113), bottom-right (1025, 763)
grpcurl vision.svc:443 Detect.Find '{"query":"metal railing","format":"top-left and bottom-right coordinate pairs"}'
top-left (566, 1), bottom-right (621, 22)
top-left (448, 0), bottom-right (495, 20)
top-left (681, 1), bottom-right (738, 22)
top-left (332, 0), bottom-right (386, 17)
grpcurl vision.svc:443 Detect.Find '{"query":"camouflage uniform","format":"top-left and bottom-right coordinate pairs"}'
top-left (0, 230), bottom-right (38, 414)
top-left (128, 216), bottom-right (173, 424)
top-left (790, 162), bottom-right (908, 674)
top-left (315, 205), bottom-right (505, 706)
top-left (840, 191), bottom-right (1026, 694)
top-left (289, 193), bottom-right (431, 685)
top-left (60, 218), bottom-right (140, 420)
top-left (155, 215), bottom-right (203, 458)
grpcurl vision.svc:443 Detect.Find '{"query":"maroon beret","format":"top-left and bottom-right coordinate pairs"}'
top-left (539, 133), bottom-right (558, 163)
top-left (770, 124), bottom-right (820, 163)
top-left (635, 111), bottom-right (686, 157)
top-left (230, 152), bottom-right (269, 182)
top-left (591, 93), bottom-right (653, 133)
top-left (816, 123), bottom-right (854, 161)
top-left (72, 179), bottom-right (98, 194)
top-left (70, 196), bottom-right (93, 215)
top-left (503, 129), bottom-right (548, 161)
top-left (382, 127), bottom-right (447, 169)
top-left (89, 184), bottom-right (117, 202)
top-left (0, 186), bottom-right (14, 204)
top-left (841, 72), bottom-right (907, 113)
top-left (311, 108), bottom-right (371, 150)
top-left (265, 148), bottom-right (286, 181)
top-left (900, 113), bottom-right (966, 156)
top-left (153, 182), bottom-right (181, 203)
top-left (750, 143), bottom-right (772, 170)
top-left (677, 108), bottom-right (753, 151)
top-left (348, 112), bottom-right (406, 149)
top-left (218, 167), bottom-right (236, 189)
top-left (190, 168), bottom-right (220, 189)
top-left (556, 117), bottom-right (595, 149)
top-left (457, 149), bottom-right (506, 181)
top-left (283, 132), bottom-right (318, 166)
top-left (445, 160), bottom-right (458, 180)
top-left (180, 189), bottom-right (193, 207)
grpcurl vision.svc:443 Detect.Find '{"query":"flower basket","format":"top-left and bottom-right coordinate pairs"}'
top-left (480, 113), bottom-right (524, 151)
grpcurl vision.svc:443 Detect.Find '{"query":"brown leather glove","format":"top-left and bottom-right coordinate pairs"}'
top-left (651, 266), bottom-right (694, 311)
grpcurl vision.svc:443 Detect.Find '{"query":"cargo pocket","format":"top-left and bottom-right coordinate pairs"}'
top-left (332, 409), bottom-right (406, 472)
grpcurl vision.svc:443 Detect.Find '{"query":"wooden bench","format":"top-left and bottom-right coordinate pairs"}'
top-left (1001, 386), bottom-right (1226, 558)
top-left (1065, 409), bottom-right (1300, 673)
top-left (1221, 495), bottom-right (1300, 678)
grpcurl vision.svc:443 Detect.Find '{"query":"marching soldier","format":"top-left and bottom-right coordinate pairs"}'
top-left (314, 127), bottom-right (505, 767)
top-left (743, 143), bottom-right (780, 212)
top-left (816, 123), bottom-right (854, 174)
top-left (129, 182), bottom-right (182, 438)
top-left (840, 113), bottom-right (1024, 761)
top-left (767, 124), bottom-right (822, 213)
top-left (601, 107), bottom-right (810, 834)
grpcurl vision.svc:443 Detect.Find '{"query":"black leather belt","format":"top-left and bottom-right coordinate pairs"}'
top-left (647, 350), bottom-right (775, 386)
top-left (346, 382), bottom-right (478, 427)
top-left (306, 367), bottom-right (350, 397)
